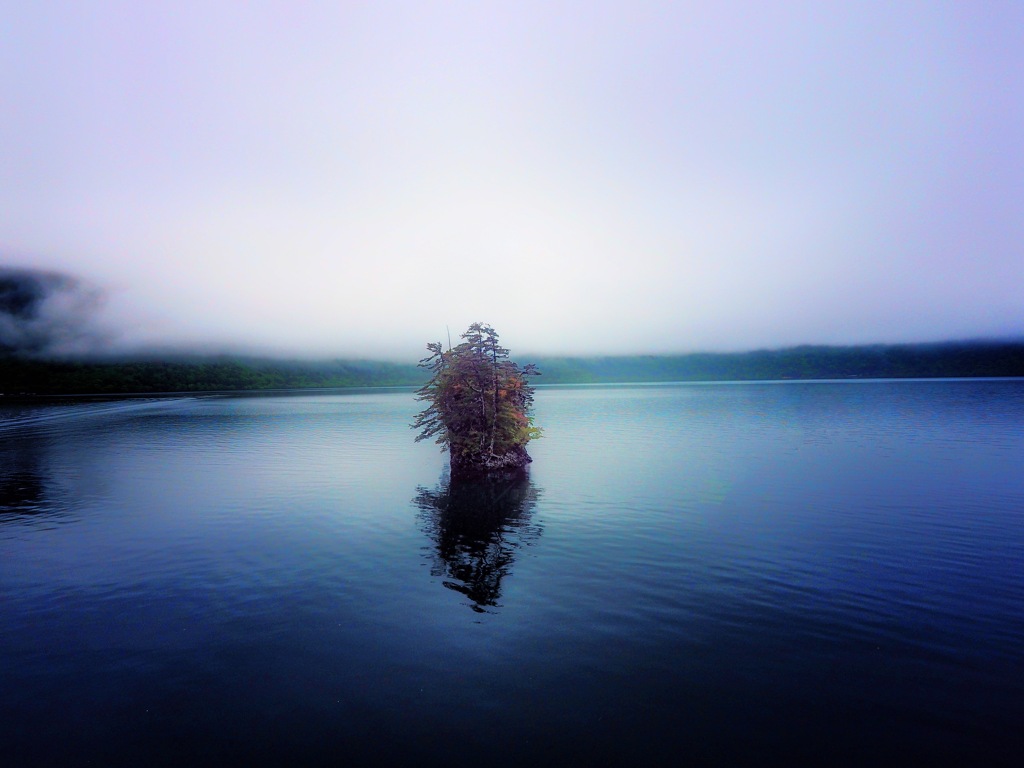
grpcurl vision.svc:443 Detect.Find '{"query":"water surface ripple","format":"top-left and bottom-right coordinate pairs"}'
top-left (1, 380), bottom-right (1022, 765)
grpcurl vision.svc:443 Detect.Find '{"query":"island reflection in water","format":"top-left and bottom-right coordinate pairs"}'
top-left (415, 470), bottom-right (542, 612)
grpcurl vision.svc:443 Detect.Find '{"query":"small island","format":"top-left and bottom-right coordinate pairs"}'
top-left (412, 323), bottom-right (541, 477)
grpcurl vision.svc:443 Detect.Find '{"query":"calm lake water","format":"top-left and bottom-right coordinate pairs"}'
top-left (2, 380), bottom-right (1023, 766)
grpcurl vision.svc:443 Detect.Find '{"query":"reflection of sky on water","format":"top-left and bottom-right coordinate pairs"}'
top-left (0, 384), bottom-right (1022, 765)
top-left (415, 471), bottom-right (542, 613)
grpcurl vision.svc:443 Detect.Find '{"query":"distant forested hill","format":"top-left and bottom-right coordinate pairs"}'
top-left (2, 340), bottom-right (1023, 396)
top-left (531, 341), bottom-right (1024, 383)
top-left (0, 356), bottom-right (425, 396)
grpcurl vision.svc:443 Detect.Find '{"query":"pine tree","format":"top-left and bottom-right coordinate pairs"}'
top-left (412, 323), bottom-right (541, 476)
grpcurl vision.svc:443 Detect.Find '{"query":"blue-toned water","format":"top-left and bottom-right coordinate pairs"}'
top-left (2, 381), bottom-right (1023, 765)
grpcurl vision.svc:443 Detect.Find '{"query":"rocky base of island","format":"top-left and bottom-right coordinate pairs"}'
top-left (449, 445), bottom-right (533, 480)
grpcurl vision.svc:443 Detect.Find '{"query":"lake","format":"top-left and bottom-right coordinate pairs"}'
top-left (2, 380), bottom-right (1023, 765)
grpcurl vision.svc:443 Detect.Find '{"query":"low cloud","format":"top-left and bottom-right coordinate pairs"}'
top-left (0, 267), bottom-right (113, 357)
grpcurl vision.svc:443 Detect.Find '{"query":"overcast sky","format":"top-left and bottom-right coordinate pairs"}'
top-left (2, 1), bottom-right (1022, 359)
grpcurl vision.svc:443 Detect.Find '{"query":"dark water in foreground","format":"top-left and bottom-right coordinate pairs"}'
top-left (2, 381), bottom-right (1023, 766)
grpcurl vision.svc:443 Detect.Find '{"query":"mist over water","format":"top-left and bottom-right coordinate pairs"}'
top-left (2, 264), bottom-right (1021, 375)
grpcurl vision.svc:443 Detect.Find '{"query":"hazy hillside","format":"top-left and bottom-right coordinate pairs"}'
top-left (531, 341), bottom-right (1024, 384)
top-left (0, 356), bottom-right (425, 396)
top-left (2, 340), bottom-right (1023, 396)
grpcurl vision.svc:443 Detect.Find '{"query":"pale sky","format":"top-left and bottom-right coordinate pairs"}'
top-left (2, 1), bottom-right (1021, 359)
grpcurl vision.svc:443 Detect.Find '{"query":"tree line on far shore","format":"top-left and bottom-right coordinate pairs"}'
top-left (0, 356), bottom-right (424, 396)
top-left (531, 340), bottom-right (1024, 384)
top-left (2, 340), bottom-right (1023, 396)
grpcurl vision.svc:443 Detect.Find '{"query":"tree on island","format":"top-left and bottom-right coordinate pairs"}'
top-left (412, 323), bottom-right (541, 476)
